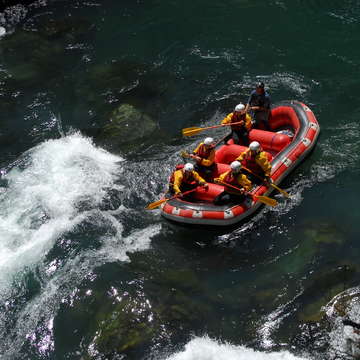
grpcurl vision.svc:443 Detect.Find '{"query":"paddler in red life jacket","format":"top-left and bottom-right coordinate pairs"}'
top-left (170, 163), bottom-right (208, 198)
top-left (189, 137), bottom-right (215, 180)
top-left (236, 141), bottom-right (272, 185)
top-left (213, 161), bottom-right (252, 205)
top-left (221, 103), bottom-right (252, 145)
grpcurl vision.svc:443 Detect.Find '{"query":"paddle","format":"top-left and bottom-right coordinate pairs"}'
top-left (216, 180), bottom-right (278, 207)
top-left (145, 188), bottom-right (198, 210)
top-left (182, 121), bottom-right (244, 137)
top-left (241, 165), bottom-right (290, 198)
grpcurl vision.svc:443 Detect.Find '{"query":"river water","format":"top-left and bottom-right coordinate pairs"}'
top-left (0, 1), bottom-right (359, 359)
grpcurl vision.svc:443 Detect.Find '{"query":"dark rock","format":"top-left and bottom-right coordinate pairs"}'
top-left (0, 0), bottom-right (35, 12)
top-left (100, 104), bottom-right (159, 151)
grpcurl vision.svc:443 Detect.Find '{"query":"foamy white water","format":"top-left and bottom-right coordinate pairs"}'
top-left (164, 337), bottom-right (309, 360)
top-left (0, 132), bottom-right (163, 357)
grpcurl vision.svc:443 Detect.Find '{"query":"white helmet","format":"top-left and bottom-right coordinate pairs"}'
top-left (234, 103), bottom-right (245, 112)
top-left (204, 137), bottom-right (214, 146)
top-left (249, 141), bottom-right (261, 152)
top-left (184, 163), bottom-right (194, 172)
top-left (230, 160), bottom-right (242, 173)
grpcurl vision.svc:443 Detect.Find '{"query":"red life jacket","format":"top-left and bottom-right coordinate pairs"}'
top-left (224, 171), bottom-right (237, 186)
top-left (223, 171), bottom-right (242, 193)
top-left (241, 151), bottom-right (263, 176)
top-left (195, 144), bottom-right (212, 159)
top-left (230, 113), bottom-right (246, 131)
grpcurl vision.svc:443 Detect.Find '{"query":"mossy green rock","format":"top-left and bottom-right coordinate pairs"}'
top-left (302, 220), bottom-right (345, 245)
top-left (94, 298), bottom-right (157, 354)
top-left (102, 104), bottom-right (158, 149)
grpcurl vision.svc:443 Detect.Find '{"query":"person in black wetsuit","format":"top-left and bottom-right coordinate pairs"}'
top-left (245, 82), bottom-right (271, 130)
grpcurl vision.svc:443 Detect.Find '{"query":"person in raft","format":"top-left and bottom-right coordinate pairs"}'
top-left (213, 161), bottom-right (252, 205)
top-left (189, 137), bottom-right (215, 180)
top-left (236, 141), bottom-right (272, 185)
top-left (221, 103), bottom-right (252, 145)
top-left (245, 81), bottom-right (271, 130)
top-left (169, 163), bottom-right (208, 198)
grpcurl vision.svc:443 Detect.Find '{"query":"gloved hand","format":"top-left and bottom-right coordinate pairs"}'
top-left (200, 182), bottom-right (208, 189)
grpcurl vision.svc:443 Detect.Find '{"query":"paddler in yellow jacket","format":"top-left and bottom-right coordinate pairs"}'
top-left (189, 137), bottom-right (216, 180)
top-left (221, 103), bottom-right (252, 145)
top-left (213, 161), bottom-right (252, 205)
top-left (170, 163), bottom-right (208, 198)
top-left (236, 141), bottom-right (272, 185)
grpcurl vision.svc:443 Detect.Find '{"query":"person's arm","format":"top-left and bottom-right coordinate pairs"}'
top-left (191, 143), bottom-right (203, 162)
top-left (193, 171), bottom-right (207, 185)
top-left (221, 113), bottom-right (233, 125)
top-left (238, 174), bottom-right (252, 192)
top-left (244, 113), bottom-right (252, 130)
top-left (256, 153), bottom-right (272, 177)
top-left (193, 143), bottom-right (201, 154)
top-left (245, 92), bottom-right (255, 113)
top-left (200, 149), bottom-right (215, 166)
top-left (252, 94), bottom-right (270, 112)
top-left (214, 171), bottom-right (228, 184)
top-left (172, 171), bottom-right (183, 194)
top-left (236, 149), bottom-right (247, 162)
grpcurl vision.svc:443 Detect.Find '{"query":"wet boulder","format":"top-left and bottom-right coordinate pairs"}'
top-left (297, 264), bottom-right (357, 322)
top-left (93, 296), bottom-right (158, 355)
top-left (100, 104), bottom-right (158, 151)
top-left (301, 219), bottom-right (346, 245)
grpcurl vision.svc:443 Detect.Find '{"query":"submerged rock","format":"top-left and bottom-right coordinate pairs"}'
top-left (297, 264), bottom-right (357, 323)
top-left (93, 296), bottom-right (158, 355)
top-left (301, 219), bottom-right (346, 245)
top-left (100, 104), bottom-right (158, 151)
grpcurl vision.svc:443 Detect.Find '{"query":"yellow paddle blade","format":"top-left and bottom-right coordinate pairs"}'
top-left (180, 151), bottom-right (190, 158)
top-left (182, 127), bottom-right (203, 136)
top-left (254, 195), bottom-right (278, 207)
top-left (270, 183), bottom-right (290, 198)
top-left (145, 198), bottom-right (168, 210)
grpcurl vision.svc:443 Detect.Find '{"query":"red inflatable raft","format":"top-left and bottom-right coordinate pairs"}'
top-left (161, 100), bottom-right (320, 226)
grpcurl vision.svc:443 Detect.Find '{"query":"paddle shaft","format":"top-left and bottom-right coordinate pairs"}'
top-left (217, 179), bottom-right (277, 206)
top-left (146, 188), bottom-right (198, 210)
top-left (182, 121), bottom-right (245, 136)
top-left (241, 165), bottom-right (290, 197)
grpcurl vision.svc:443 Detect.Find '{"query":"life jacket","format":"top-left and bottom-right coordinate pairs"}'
top-left (230, 113), bottom-right (246, 131)
top-left (223, 171), bottom-right (243, 194)
top-left (241, 151), bottom-right (264, 176)
top-left (195, 143), bottom-right (212, 159)
top-left (224, 171), bottom-right (237, 186)
top-left (169, 164), bottom-right (184, 184)
top-left (169, 165), bottom-right (196, 185)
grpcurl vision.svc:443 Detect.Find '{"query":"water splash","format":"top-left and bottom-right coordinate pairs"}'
top-left (162, 336), bottom-right (309, 360)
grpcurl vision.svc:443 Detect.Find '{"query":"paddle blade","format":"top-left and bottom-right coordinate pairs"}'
top-left (145, 198), bottom-right (168, 210)
top-left (270, 183), bottom-right (290, 198)
top-left (180, 151), bottom-right (190, 158)
top-left (254, 195), bottom-right (278, 207)
top-left (182, 127), bottom-right (203, 136)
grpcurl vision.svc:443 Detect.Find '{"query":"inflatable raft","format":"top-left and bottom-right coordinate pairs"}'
top-left (161, 100), bottom-right (320, 226)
